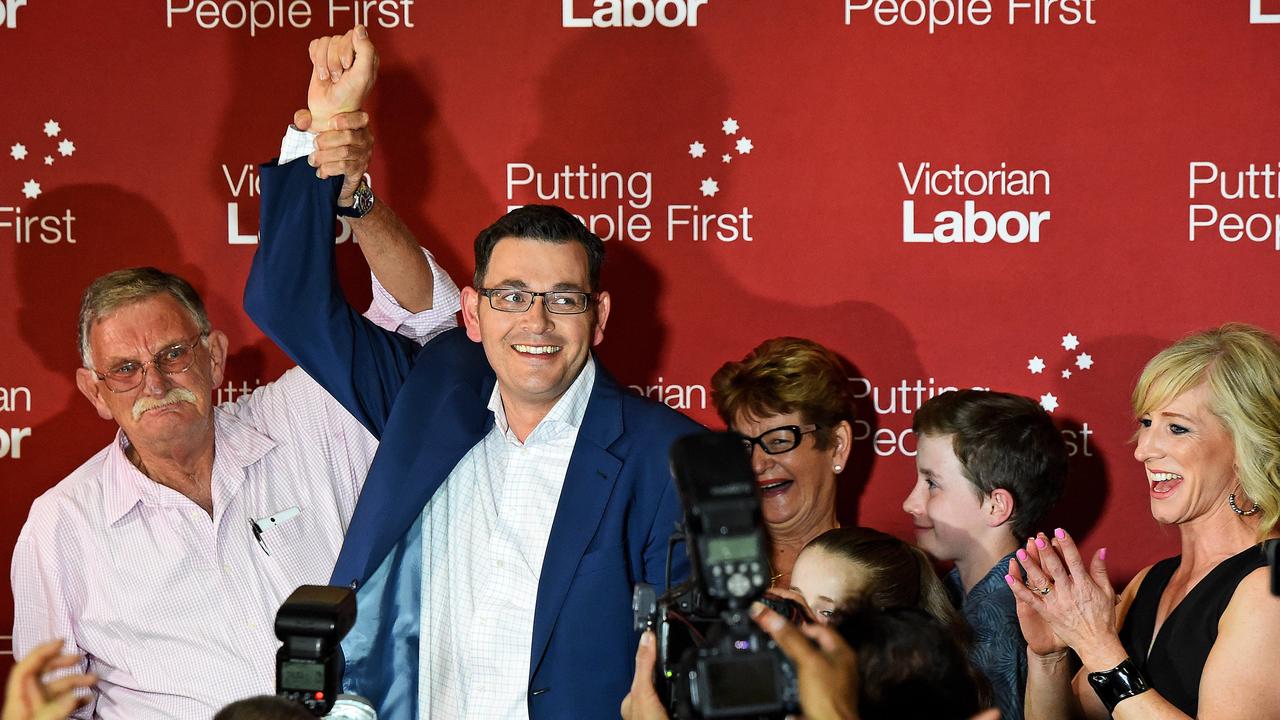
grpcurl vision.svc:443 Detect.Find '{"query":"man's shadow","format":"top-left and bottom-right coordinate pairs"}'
top-left (9, 186), bottom-right (199, 497)
top-left (507, 30), bottom-right (929, 526)
top-left (517, 29), bottom-right (737, 388)
top-left (7, 183), bottom-right (274, 478)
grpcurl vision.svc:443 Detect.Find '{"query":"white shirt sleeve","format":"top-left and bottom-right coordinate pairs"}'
top-left (364, 253), bottom-right (461, 345)
top-left (11, 505), bottom-right (97, 719)
top-left (278, 126), bottom-right (316, 165)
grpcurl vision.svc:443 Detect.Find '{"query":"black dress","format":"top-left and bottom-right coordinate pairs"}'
top-left (1116, 544), bottom-right (1267, 716)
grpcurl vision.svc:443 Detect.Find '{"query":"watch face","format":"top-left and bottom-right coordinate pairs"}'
top-left (338, 181), bottom-right (374, 218)
top-left (354, 182), bottom-right (374, 215)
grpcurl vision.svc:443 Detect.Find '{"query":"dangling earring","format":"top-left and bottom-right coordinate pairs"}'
top-left (1229, 493), bottom-right (1261, 516)
top-left (833, 464), bottom-right (843, 474)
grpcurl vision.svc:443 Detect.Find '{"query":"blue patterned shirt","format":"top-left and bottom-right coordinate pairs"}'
top-left (948, 551), bottom-right (1027, 720)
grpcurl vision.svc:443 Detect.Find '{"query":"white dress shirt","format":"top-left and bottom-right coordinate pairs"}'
top-left (418, 357), bottom-right (597, 719)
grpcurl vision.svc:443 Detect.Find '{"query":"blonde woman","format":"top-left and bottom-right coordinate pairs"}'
top-left (1011, 324), bottom-right (1280, 719)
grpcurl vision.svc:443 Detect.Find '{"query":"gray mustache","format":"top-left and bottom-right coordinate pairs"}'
top-left (132, 388), bottom-right (199, 421)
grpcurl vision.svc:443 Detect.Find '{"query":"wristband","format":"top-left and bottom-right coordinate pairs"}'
top-left (1087, 658), bottom-right (1149, 712)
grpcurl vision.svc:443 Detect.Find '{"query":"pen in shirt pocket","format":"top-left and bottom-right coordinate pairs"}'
top-left (249, 506), bottom-right (301, 556)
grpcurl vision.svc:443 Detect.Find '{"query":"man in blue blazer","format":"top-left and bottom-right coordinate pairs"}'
top-left (244, 31), bottom-right (699, 720)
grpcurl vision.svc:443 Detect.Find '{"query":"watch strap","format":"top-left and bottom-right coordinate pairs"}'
top-left (1087, 658), bottom-right (1149, 712)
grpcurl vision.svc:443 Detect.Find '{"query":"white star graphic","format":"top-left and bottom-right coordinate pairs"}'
top-left (58, 139), bottom-right (75, 157)
top-left (43, 120), bottom-right (61, 137)
top-left (735, 137), bottom-right (754, 155)
top-left (10, 143), bottom-right (27, 160)
top-left (722, 118), bottom-right (739, 135)
top-left (22, 179), bottom-right (41, 199)
top-left (699, 177), bottom-right (719, 197)
top-left (721, 154), bottom-right (732, 164)
top-left (688, 141), bottom-right (706, 159)
top-left (43, 155), bottom-right (54, 166)
top-left (1076, 353), bottom-right (1094, 370)
top-left (1062, 333), bottom-right (1080, 351)
top-left (1039, 393), bottom-right (1059, 413)
top-left (1028, 356), bottom-right (1046, 374)
top-left (1061, 369), bottom-right (1073, 379)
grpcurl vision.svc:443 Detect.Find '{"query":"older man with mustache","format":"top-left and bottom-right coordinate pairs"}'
top-left (9, 134), bottom-right (459, 716)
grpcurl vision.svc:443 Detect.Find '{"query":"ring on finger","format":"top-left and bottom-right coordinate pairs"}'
top-left (1025, 581), bottom-right (1053, 596)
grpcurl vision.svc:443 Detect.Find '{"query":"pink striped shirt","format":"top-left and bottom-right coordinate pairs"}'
top-left (10, 273), bottom-right (457, 719)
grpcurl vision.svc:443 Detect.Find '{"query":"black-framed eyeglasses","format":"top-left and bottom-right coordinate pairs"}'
top-left (93, 333), bottom-right (208, 393)
top-left (478, 287), bottom-right (594, 315)
top-left (737, 424), bottom-right (822, 455)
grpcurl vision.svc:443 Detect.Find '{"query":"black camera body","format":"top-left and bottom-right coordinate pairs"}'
top-left (633, 432), bottom-right (800, 719)
top-left (275, 584), bottom-right (356, 716)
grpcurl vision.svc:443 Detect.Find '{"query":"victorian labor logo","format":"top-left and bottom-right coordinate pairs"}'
top-left (686, 117), bottom-right (753, 199)
top-left (0, 384), bottom-right (33, 459)
top-left (665, 115), bottom-right (755, 242)
top-left (504, 114), bottom-right (756, 243)
top-left (899, 161), bottom-right (1054, 245)
top-left (3, 117), bottom-right (78, 244)
top-left (1024, 332), bottom-right (1095, 414)
top-left (562, 0), bottom-right (712, 28)
top-left (8, 119), bottom-right (75, 200)
top-left (0, 0), bottom-right (31, 29)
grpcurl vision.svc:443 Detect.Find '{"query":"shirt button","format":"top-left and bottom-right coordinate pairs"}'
top-left (496, 560), bottom-right (505, 569)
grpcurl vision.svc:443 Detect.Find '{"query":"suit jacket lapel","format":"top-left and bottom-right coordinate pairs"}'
top-left (528, 371), bottom-right (624, 678)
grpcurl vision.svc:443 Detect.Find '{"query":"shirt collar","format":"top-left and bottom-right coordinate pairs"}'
top-left (100, 407), bottom-right (277, 525)
top-left (488, 355), bottom-right (596, 444)
top-left (951, 549), bottom-right (1021, 605)
top-left (101, 436), bottom-right (148, 524)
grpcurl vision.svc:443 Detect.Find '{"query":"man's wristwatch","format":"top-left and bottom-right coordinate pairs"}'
top-left (1087, 658), bottom-right (1149, 712)
top-left (336, 177), bottom-right (375, 219)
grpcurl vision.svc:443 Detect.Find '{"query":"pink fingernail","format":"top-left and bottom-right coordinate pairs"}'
top-left (1055, 528), bottom-right (1065, 539)
top-left (1004, 574), bottom-right (1016, 586)
top-left (1099, 547), bottom-right (1108, 561)
top-left (1035, 537), bottom-right (1047, 549)
top-left (1016, 549), bottom-right (1028, 561)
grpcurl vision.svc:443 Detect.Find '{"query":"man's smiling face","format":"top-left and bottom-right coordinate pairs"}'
top-left (462, 237), bottom-right (610, 416)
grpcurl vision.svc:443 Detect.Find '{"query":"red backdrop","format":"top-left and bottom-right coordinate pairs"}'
top-left (3, 0), bottom-right (1279, 686)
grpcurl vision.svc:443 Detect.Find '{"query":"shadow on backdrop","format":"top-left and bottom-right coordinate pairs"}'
top-left (14, 185), bottom-right (202, 486)
top-left (521, 28), bottom-right (734, 387)
top-left (1041, 332), bottom-right (1180, 587)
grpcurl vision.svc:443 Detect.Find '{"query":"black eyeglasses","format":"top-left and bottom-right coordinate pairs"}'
top-left (737, 424), bottom-right (822, 455)
top-left (93, 334), bottom-right (207, 393)
top-left (478, 287), bottom-right (594, 315)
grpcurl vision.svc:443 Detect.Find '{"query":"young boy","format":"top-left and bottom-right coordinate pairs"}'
top-left (902, 389), bottom-right (1068, 720)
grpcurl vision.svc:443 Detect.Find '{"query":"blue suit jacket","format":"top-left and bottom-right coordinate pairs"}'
top-left (245, 159), bottom-right (698, 719)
